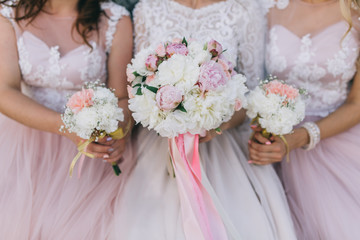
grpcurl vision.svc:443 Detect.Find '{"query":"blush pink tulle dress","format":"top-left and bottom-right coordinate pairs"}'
top-left (266, 1), bottom-right (360, 239)
top-left (0, 2), bottom-right (134, 239)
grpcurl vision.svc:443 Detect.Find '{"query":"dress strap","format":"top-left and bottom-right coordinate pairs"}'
top-left (101, 2), bottom-right (130, 54)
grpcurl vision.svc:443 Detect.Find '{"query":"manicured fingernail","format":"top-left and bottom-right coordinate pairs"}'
top-left (108, 148), bottom-right (114, 153)
top-left (106, 137), bottom-right (113, 142)
top-left (250, 125), bottom-right (257, 128)
top-left (248, 140), bottom-right (252, 144)
top-left (248, 160), bottom-right (253, 164)
top-left (266, 141), bottom-right (271, 145)
top-left (103, 154), bottom-right (109, 159)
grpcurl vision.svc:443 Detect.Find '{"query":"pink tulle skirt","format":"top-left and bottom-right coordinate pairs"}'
top-left (279, 119), bottom-right (360, 240)
top-left (0, 114), bottom-right (134, 240)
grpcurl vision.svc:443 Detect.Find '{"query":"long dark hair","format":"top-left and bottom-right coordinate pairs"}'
top-left (0, 0), bottom-right (107, 47)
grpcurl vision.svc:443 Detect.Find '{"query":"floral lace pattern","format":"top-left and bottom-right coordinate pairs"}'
top-left (0, 1), bottom-right (127, 112)
top-left (133, 0), bottom-right (267, 89)
top-left (102, 2), bottom-right (130, 53)
top-left (266, 23), bottom-right (360, 117)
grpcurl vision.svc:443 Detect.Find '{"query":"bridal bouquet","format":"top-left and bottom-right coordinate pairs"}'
top-left (126, 38), bottom-right (248, 238)
top-left (61, 81), bottom-right (128, 177)
top-left (127, 38), bottom-right (248, 138)
top-left (246, 76), bottom-right (306, 137)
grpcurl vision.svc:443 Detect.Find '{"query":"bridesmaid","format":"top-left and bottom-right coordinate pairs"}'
top-left (249, 0), bottom-right (360, 239)
top-left (0, 0), bottom-right (133, 239)
top-left (110, 0), bottom-right (297, 239)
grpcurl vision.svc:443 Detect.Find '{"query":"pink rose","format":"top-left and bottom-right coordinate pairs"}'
top-left (67, 89), bottom-right (94, 113)
top-left (234, 99), bottom-right (243, 111)
top-left (145, 74), bottom-right (155, 84)
top-left (155, 44), bottom-right (166, 57)
top-left (127, 85), bottom-right (135, 99)
top-left (145, 54), bottom-right (159, 72)
top-left (198, 60), bottom-right (230, 92)
top-left (166, 43), bottom-right (189, 57)
top-left (126, 68), bottom-right (136, 83)
top-left (156, 85), bottom-right (183, 111)
top-left (207, 40), bottom-right (223, 58)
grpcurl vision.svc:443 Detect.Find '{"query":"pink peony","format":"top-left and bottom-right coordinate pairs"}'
top-left (166, 43), bottom-right (189, 57)
top-left (207, 40), bottom-right (223, 58)
top-left (155, 44), bottom-right (166, 57)
top-left (218, 58), bottom-right (232, 79)
top-left (145, 74), bottom-right (156, 84)
top-left (127, 85), bottom-right (135, 99)
top-left (234, 99), bottom-right (243, 111)
top-left (264, 80), bottom-right (299, 100)
top-left (156, 85), bottom-right (183, 111)
top-left (145, 54), bottom-right (159, 72)
top-left (198, 60), bottom-right (230, 92)
top-left (126, 68), bottom-right (136, 83)
top-left (67, 89), bottom-right (94, 114)
top-left (171, 38), bottom-right (182, 44)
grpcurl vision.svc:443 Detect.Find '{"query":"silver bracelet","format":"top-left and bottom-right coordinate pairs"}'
top-left (301, 122), bottom-right (320, 150)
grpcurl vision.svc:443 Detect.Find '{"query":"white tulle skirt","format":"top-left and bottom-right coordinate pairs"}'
top-left (110, 123), bottom-right (297, 240)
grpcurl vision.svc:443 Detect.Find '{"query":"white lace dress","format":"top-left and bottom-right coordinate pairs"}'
top-left (109, 1), bottom-right (297, 239)
top-left (0, 2), bottom-right (134, 239)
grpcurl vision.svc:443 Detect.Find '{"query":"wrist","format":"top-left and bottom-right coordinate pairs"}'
top-left (286, 128), bottom-right (309, 151)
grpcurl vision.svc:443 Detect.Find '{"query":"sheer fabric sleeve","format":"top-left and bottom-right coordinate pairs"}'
top-left (101, 2), bottom-right (130, 54)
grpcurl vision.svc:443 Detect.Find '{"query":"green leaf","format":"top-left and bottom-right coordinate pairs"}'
top-left (133, 71), bottom-right (141, 77)
top-left (133, 83), bottom-right (141, 87)
top-left (144, 85), bottom-right (159, 94)
top-left (176, 103), bottom-right (187, 113)
top-left (135, 87), bottom-right (143, 95)
top-left (182, 37), bottom-right (188, 47)
top-left (142, 76), bottom-right (147, 82)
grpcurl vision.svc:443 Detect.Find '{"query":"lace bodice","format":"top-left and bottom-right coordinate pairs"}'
top-left (0, 1), bottom-right (129, 112)
top-left (133, 0), bottom-right (267, 89)
top-left (266, 0), bottom-right (360, 117)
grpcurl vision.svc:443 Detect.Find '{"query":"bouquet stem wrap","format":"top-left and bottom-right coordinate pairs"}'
top-left (69, 122), bottom-right (131, 178)
top-left (168, 133), bottom-right (227, 240)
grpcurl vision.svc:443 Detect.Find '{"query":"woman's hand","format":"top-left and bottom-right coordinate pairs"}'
top-left (248, 132), bottom-right (287, 165)
top-left (199, 129), bottom-right (220, 143)
top-left (63, 131), bottom-right (128, 164)
top-left (248, 126), bottom-right (309, 165)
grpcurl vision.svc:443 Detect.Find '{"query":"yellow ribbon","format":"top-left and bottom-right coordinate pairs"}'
top-left (69, 121), bottom-right (132, 177)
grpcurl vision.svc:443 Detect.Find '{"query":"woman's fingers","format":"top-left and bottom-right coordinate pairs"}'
top-left (95, 136), bottom-right (115, 146)
top-left (253, 132), bottom-right (271, 144)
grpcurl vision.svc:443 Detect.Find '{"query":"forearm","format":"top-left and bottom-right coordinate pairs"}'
top-left (316, 101), bottom-right (360, 139)
top-left (0, 87), bottom-right (62, 134)
top-left (118, 97), bottom-right (134, 131)
top-left (221, 108), bottom-right (246, 131)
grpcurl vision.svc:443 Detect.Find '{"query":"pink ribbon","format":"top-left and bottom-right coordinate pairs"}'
top-left (168, 133), bottom-right (227, 240)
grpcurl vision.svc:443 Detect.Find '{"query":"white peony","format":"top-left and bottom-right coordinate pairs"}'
top-left (188, 41), bottom-right (212, 65)
top-left (156, 54), bottom-right (200, 91)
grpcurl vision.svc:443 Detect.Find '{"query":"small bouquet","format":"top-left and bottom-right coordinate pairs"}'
top-left (126, 38), bottom-right (247, 238)
top-left (61, 81), bottom-right (129, 177)
top-left (127, 38), bottom-right (248, 138)
top-left (245, 76), bottom-right (306, 159)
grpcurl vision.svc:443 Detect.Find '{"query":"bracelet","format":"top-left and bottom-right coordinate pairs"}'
top-left (301, 122), bottom-right (320, 150)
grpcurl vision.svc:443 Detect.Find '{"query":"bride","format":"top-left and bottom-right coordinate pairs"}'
top-left (110, 0), bottom-right (297, 239)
